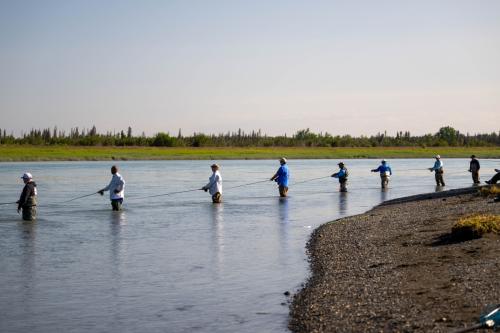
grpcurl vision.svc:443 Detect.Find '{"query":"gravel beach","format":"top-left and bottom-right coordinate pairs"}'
top-left (289, 188), bottom-right (500, 332)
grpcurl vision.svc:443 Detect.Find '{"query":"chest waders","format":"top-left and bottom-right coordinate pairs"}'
top-left (22, 196), bottom-right (37, 221)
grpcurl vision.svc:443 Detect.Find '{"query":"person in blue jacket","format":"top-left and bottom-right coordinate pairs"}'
top-left (371, 159), bottom-right (392, 188)
top-left (270, 157), bottom-right (290, 197)
top-left (428, 155), bottom-right (445, 186)
top-left (332, 162), bottom-right (349, 192)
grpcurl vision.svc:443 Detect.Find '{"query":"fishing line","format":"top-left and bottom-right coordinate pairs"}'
top-left (293, 175), bottom-right (331, 186)
top-left (0, 202), bottom-right (17, 205)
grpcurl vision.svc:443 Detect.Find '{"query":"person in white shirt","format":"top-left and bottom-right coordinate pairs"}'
top-left (98, 165), bottom-right (126, 211)
top-left (202, 164), bottom-right (222, 203)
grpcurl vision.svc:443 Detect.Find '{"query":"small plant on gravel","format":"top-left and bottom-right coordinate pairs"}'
top-left (452, 214), bottom-right (500, 239)
top-left (479, 185), bottom-right (500, 196)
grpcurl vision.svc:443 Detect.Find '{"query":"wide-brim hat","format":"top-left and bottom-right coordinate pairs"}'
top-left (279, 157), bottom-right (287, 164)
top-left (435, 155), bottom-right (441, 159)
top-left (337, 162), bottom-right (344, 166)
top-left (211, 164), bottom-right (220, 169)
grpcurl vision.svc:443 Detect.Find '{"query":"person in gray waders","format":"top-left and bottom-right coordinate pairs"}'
top-left (332, 162), bottom-right (349, 192)
top-left (371, 159), bottom-right (392, 189)
top-left (429, 155), bottom-right (445, 186)
top-left (98, 165), bottom-right (125, 211)
top-left (17, 172), bottom-right (37, 221)
top-left (202, 164), bottom-right (223, 203)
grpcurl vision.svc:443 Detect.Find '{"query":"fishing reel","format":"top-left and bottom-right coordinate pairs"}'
top-left (454, 304), bottom-right (500, 332)
top-left (480, 304), bottom-right (500, 330)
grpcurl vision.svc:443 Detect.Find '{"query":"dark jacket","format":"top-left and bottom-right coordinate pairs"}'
top-left (17, 181), bottom-right (37, 210)
top-left (469, 159), bottom-right (480, 172)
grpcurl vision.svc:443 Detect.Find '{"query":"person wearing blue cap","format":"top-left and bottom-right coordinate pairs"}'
top-left (371, 159), bottom-right (392, 188)
top-left (17, 172), bottom-right (38, 221)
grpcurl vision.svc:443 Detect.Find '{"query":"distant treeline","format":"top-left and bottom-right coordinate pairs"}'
top-left (0, 126), bottom-right (499, 147)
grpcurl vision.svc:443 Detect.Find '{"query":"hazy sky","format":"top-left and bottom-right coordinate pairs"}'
top-left (1, 0), bottom-right (499, 136)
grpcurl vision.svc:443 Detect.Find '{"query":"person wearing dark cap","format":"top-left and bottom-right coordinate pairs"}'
top-left (17, 172), bottom-right (38, 221)
top-left (270, 158), bottom-right (290, 197)
top-left (202, 164), bottom-right (223, 203)
top-left (371, 159), bottom-right (392, 189)
top-left (98, 165), bottom-right (126, 211)
top-left (332, 162), bottom-right (349, 192)
top-left (485, 169), bottom-right (500, 185)
top-left (468, 155), bottom-right (481, 184)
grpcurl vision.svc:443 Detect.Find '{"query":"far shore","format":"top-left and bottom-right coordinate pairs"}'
top-left (1, 145), bottom-right (499, 162)
top-left (289, 187), bottom-right (500, 332)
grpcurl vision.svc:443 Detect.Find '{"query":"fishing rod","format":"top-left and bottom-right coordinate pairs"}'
top-left (225, 179), bottom-right (270, 190)
top-left (293, 175), bottom-right (331, 186)
top-left (133, 188), bottom-right (203, 200)
top-left (0, 202), bottom-right (17, 206)
top-left (60, 192), bottom-right (99, 204)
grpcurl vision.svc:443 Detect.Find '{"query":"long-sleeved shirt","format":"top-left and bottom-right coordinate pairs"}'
top-left (373, 164), bottom-right (392, 176)
top-left (430, 160), bottom-right (444, 172)
top-left (101, 173), bottom-right (125, 200)
top-left (333, 168), bottom-right (348, 180)
top-left (469, 159), bottom-right (480, 172)
top-left (204, 170), bottom-right (222, 195)
top-left (18, 181), bottom-right (37, 209)
top-left (273, 164), bottom-right (289, 187)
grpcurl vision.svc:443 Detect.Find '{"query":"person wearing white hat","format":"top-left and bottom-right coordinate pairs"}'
top-left (429, 155), bottom-right (445, 186)
top-left (98, 165), bottom-right (126, 211)
top-left (371, 159), bottom-right (392, 189)
top-left (202, 164), bottom-right (222, 203)
top-left (17, 172), bottom-right (38, 221)
top-left (270, 158), bottom-right (290, 197)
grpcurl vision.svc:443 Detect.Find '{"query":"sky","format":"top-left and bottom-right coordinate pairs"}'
top-left (1, 0), bottom-right (499, 137)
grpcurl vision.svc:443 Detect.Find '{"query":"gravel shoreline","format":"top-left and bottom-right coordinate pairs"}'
top-left (289, 188), bottom-right (500, 332)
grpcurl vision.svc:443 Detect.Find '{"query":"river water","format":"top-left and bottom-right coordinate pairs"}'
top-left (0, 159), bottom-right (498, 333)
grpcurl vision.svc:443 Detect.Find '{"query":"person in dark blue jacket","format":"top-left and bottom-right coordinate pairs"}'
top-left (332, 162), bottom-right (349, 192)
top-left (371, 159), bottom-right (392, 188)
top-left (270, 157), bottom-right (290, 197)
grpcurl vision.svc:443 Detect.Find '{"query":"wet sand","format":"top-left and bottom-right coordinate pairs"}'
top-left (289, 187), bottom-right (500, 332)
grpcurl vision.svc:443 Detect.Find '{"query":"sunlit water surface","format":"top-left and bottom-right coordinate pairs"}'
top-left (0, 159), bottom-right (498, 332)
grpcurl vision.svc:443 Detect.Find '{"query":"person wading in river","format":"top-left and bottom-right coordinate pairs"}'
top-left (98, 165), bottom-right (125, 211)
top-left (468, 155), bottom-right (481, 184)
top-left (332, 162), bottom-right (349, 192)
top-left (429, 155), bottom-right (445, 187)
top-left (202, 164), bottom-right (223, 203)
top-left (270, 158), bottom-right (290, 197)
top-left (371, 159), bottom-right (393, 189)
top-left (17, 172), bottom-right (38, 221)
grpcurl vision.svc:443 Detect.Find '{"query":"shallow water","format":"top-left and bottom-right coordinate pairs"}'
top-left (0, 159), bottom-right (498, 332)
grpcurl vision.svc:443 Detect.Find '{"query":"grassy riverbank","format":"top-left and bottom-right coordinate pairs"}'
top-left (0, 145), bottom-right (499, 161)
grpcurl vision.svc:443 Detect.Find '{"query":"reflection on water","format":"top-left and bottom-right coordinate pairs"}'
top-left (0, 159), bottom-right (496, 333)
top-left (338, 192), bottom-right (349, 215)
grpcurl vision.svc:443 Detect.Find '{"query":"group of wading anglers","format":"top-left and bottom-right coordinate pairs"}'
top-left (15, 155), bottom-right (500, 221)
